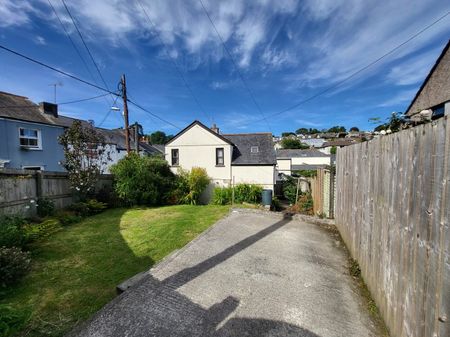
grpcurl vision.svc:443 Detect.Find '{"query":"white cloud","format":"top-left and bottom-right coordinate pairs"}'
top-left (386, 48), bottom-right (441, 86)
top-left (377, 88), bottom-right (418, 107)
top-left (35, 36), bottom-right (46, 45)
top-left (0, 1), bottom-right (36, 27)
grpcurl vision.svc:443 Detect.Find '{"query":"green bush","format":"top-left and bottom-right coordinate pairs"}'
top-left (271, 197), bottom-right (282, 211)
top-left (212, 184), bottom-right (263, 205)
top-left (212, 186), bottom-right (233, 205)
top-left (69, 199), bottom-right (107, 217)
top-left (0, 216), bottom-right (27, 248)
top-left (0, 305), bottom-right (29, 337)
top-left (282, 176), bottom-right (298, 204)
top-left (95, 185), bottom-right (120, 207)
top-left (111, 153), bottom-right (176, 206)
top-left (0, 247), bottom-right (31, 287)
top-left (36, 197), bottom-right (55, 217)
top-left (176, 167), bottom-right (210, 205)
top-left (234, 184), bottom-right (263, 204)
top-left (23, 219), bottom-right (62, 242)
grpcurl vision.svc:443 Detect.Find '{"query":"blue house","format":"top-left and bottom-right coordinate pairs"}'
top-left (0, 91), bottom-right (164, 172)
top-left (0, 91), bottom-right (68, 171)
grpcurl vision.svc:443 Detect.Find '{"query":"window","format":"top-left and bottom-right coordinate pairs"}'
top-left (171, 149), bottom-right (179, 166)
top-left (216, 148), bottom-right (224, 166)
top-left (19, 128), bottom-right (41, 149)
top-left (22, 166), bottom-right (43, 171)
top-left (432, 104), bottom-right (445, 119)
top-left (251, 146), bottom-right (259, 153)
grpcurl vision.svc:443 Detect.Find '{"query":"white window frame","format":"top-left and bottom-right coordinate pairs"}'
top-left (19, 127), bottom-right (42, 150)
top-left (251, 146), bottom-right (259, 153)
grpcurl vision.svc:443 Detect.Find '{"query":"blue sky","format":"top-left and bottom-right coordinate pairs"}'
top-left (1, 0), bottom-right (449, 135)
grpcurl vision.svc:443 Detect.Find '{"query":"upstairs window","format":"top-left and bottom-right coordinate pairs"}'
top-left (171, 149), bottom-right (179, 166)
top-left (216, 148), bottom-right (224, 166)
top-left (19, 128), bottom-right (41, 149)
top-left (251, 146), bottom-right (259, 153)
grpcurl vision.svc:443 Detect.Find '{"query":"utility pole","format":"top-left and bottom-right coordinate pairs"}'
top-left (134, 122), bottom-right (140, 153)
top-left (121, 74), bottom-right (131, 154)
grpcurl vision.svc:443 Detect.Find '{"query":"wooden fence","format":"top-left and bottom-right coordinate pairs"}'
top-left (335, 116), bottom-right (449, 337)
top-left (0, 169), bottom-right (113, 216)
top-left (310, 168), bottom-right (335, 218)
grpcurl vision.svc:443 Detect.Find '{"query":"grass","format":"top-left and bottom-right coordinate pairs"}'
top-left (0, 205), bottom-right (229, 337)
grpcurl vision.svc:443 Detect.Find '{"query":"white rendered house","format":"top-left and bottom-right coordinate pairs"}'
top-left (165, 121), bottom-right (276, 195)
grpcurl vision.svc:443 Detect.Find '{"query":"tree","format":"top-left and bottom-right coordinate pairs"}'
top-left (59, 121), bottom-right (111, 199)
top-left (327, 126), bottom-right (346, 133)
top-left (349, 127), bottom-right (359, 132)
top-left (295, 128), bottom-right (309, 135)
top-left (110, 153), bottom-right (176, 205)
top-left (281, 132), bottom-right (295, 137)
top-left (149, 131), bottom-right (173, 144)
top-left (280, 138), bottom-right (309, 149)
top-left (309, 128), bottom-right (320, 134)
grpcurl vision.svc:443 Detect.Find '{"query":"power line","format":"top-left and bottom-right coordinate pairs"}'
top-left (0, 44), bottom-right (119, 95)
top-left (98, 95), bottom-right (120, 127)
top-left (198, 0), bottom-right (272, 132)
top-left (136, 0), bottom-right (213, 124)
top-left (58, 93), bottom-right (111, 105)
top-left (249, 10), bottom-right (450, 124)
top-left (0, 45), bottom-right (180, 129)
top-left (47, 0), bottom-right (95, 83)
top-left (127, 99), bottom-right (181, 130)
top-left (60, 0), bottom-right (112, 94)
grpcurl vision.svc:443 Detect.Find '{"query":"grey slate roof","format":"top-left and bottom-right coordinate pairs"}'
top-left (276, 149), bottom-right (329, 159)
top-left (406, 40), bottom-right (450, 116)
top-left (0, 91), bottom-right (59, 125)
top-left (223, 133), bottom-right (276, 165)
top-left (97, 128), bottom-right (161, 155)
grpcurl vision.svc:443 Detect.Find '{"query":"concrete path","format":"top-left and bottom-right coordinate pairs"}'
top-left (70, 209), bottom-right (383, 337)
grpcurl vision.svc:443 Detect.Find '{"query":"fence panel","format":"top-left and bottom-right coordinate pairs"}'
top-left (0, 169), bottom-right (113, 216)
top-left (335, 116), bottom-right (449, 337)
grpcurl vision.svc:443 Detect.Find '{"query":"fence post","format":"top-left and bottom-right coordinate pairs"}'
top-left (36, 170), bottom-right (43, 199)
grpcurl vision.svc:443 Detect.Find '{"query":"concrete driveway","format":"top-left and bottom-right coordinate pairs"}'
top-left (70, 209), bottom-right (384, 337)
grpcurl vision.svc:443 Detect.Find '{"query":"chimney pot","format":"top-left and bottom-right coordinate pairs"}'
top-left (211, 123), bottom-right (219, 134)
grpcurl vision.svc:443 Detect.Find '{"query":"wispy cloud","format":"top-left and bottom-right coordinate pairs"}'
top-left (377, 88), bottom-right (417, 108)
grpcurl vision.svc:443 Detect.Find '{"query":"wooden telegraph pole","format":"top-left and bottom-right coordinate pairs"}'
top-left (121, 74), bottom-right (131, 154)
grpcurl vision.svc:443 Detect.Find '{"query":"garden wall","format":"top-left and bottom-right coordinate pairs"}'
top-left (0, 169), bottom-right (113, 216)
top-left (335, 116), bottom-right (449, 337)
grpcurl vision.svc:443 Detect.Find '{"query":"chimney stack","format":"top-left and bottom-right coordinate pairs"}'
top-left (39, 102), bottom-right (58, 118)
top-left (211, 123), bottom-right (219, 134)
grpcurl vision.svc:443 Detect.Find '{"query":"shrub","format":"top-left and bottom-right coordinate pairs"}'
top-left (0, 305), bottom-right (29, 337)
top-left (176, 167), bottom-right (210, 205)
top-left (271, 197), bottom-right (282, 211)
top-left (282, 176), bottom-right (298, 204)
top-left (292, 193), bottom-right (313, 215)
top-left (111, 153), bottom-right (176, 206)
top-left (234, 184), bottom-right (262, 204)
top-left (36, 198), bottom-right (55, 217)
top-left (0, 247), bottom-right (31, 287)
top-left (212, 187), bottom-right (233, 205)
top-left (69, 199), bottom-right (107, 216)
top-left (23, 219), bottom-right (62, 242)
top-left (0, 216), bottom-right (27, 248)
top-left (211, 184), bottom-right (262, 205)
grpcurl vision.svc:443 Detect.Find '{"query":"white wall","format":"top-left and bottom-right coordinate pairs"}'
top-left (165, 124), bottom-right (233, 185)
top-left (291, 156), bottom-right (331, 166)
top-left (231, 165), bottom-right (275, 190)
top-left (276, 158), bottom-right (291, 175)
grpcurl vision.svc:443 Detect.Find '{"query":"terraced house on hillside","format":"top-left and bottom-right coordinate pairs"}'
top-left (165, 120), bottom-right (277, 198)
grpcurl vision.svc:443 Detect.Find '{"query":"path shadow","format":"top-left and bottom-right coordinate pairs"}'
top-left (70, 213), bottom-right (321, 337)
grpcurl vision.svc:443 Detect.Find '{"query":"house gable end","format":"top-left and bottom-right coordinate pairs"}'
top-left (166, 121), bottom-right (233, 147)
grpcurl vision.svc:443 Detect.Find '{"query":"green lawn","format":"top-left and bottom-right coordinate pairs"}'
top-left (0, 205), bottom-right (229, 337)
